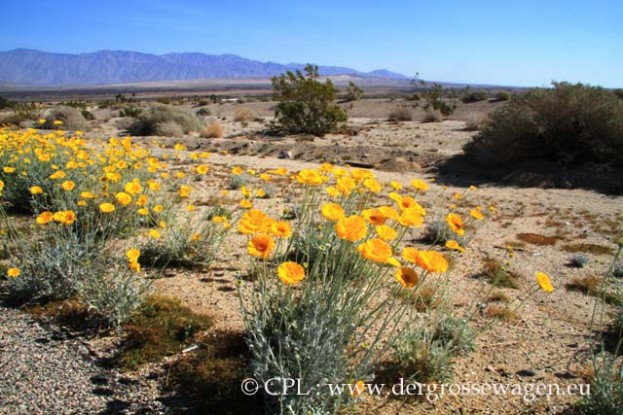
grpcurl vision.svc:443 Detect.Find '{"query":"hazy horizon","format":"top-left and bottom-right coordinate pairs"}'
top-left (2, 0), bottom-right (621, 88)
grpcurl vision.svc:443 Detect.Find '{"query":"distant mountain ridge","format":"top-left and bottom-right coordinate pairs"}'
top-left (0, 49), bottom-right (408, 87)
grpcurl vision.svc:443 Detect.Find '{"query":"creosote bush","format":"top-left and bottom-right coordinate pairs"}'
top-left (388, 107), bottom-right (413, 122)
top-left (464, 82), bottom-right (623, 167)
top-left (43, 106), bottom-right (89, 131)
top-left (128, 103), bottom-right (203, 136)
top-left (272, 64), bottom-right (347, 136)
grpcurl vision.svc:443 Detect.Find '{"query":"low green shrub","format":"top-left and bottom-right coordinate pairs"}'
top-left (128, 103), bottom-right (203, 136)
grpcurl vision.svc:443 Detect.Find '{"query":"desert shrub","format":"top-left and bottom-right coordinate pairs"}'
top-left (42, 106), bottom-right (89, 131)
top-left (493, 90), bottom-right (512, 101)
top-left (196, 107), bottom-right (211, 116)
top-left (128, 103), bottom-right (203, 136)
top-left (155, 120), bottom-right (184, 137)
top-left (464, 82), bottom-right (623, 166)
top-left (344, 81), bottom-right (363, 102)
top-left (200, 121), bottom-right (224, 138)
top-left (0, 96), bottom-right (14, 109)
top-left (423, 83), bottom-right (456, 116)
top-left (462, 89), bottom-right (489, 103)
top-left (233, 106), bottom-right (255, 123)
top-left (406, 92), bottom-right (422, 101)
top-left (613, 89), bottom-right (623, 100)
top-left (0, 113), bottom-right (28, 126)
top-left (421, 108), bottom-right (443, 123)
top-left (569, 254), bottom-right (590, 268)
top-left (119, 105), bottom-right (142, 118)
top-left (463, 114), bottom-right (490, 131)
top-left (388, 107), bottom-right (413, 122)
top-left (272, 64), bottom-right (347, 136)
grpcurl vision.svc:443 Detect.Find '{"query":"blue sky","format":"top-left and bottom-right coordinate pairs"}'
top-left (1, 0), bottom-right (621, 87)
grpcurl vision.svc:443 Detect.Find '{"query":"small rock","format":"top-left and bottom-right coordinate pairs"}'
top-left (278, 150), bottom-right (293, 159)
top-left (516, 369), bottom-right (537, 377)
top-left (554, 371), bottom-right (577, 379)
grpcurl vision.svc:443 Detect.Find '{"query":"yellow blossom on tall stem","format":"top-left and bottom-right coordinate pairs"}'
top-left (395, 267), bottom-right (418, 288)
top-left (248, 234), bottom-right (275, 259)
top-left (357, 239), bottom-right (393, 263)
top-left (411, 178), bottom-right (429, 192)
top-left (7, 267), bottom-right (21, 278)
top-left (277, 262), bottom-right (305, 285)
top-left (99, 202), bottom-right (116, 213)
top-left (321, 203), bottom-right (345, 222)
top-left (536, 272), bottom-right (554, 293)
top-left (335, 216), bottom-right (368, 241)
top-left (446, 213), bottom-right (465, 236)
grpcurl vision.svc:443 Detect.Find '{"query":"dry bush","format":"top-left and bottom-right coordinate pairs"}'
top-left (421, 108), bottom-right (443, 123)
top-left (388, 107), bottom-right (413, 122)
top-left (464, 114), bottom-right (490, 131)
top-left (464, 82), bottom-right (623, 167)
top-left (128, 103), bottom-right (203, 136)
top-left (200, 121), bottom-right (224, 138)
top-left (233, 106), bottom-right (255, 123)
top-left (44, 106), bottom-right (89, 131)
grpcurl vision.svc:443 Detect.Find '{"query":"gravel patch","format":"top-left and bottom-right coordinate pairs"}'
top-left (0, 306), bottom-right (169, 415)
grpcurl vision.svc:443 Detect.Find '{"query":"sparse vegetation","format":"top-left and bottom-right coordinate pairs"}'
top-left (388, 106), bottom-right (413, 122)
top-left (200, 121), bottom-right (224, 138)
top-left (43, 106), bottom-right (89, 131)
top-left (128, 103), bottom-right (203, 136)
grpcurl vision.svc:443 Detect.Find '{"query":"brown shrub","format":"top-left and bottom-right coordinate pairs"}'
top-left (421, 108), bottom-right (443, 123)
top-left (233, 106), bottom-right (255, 123)
top-left (200, 121), bottom-right (224, 138)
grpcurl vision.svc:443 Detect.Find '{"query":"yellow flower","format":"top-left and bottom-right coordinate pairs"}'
top-left (364, 178), bottom-right (382, 193)
top-left (231, 166), bottom-right (244, 175)
top-left (196, 164), bottom-right (209, 175)
top-left (135, 195), bottom-right (148, 206)
top-left (99, 202), bottom-right (116, 213)
top-left (240, 186), bottom-right (252, 198)
top-left (53, 120), bottom-right (63, 126)
top-left (30, 186), bottom-right (44, 195)
top-left (445, 240), bottom-right (465, 253)
top-left (53, 210), bottom-right (76, 225)
top-left (536, 272), bottom-right (554, 293)
top-left (80, 191), bottom-right (95, 199)
top-left (356, 239), bottom-right (393, 263)
top-left (470, 209), bottom-right (484, 221)
top-left (175, 172), bottom-right (186, 179)
top-left (128, 261), bottom-right (141, 273)
top-left (296, 169), bottom-right (326, 186)
top-left (335, 216), bottom-right (368, 241)
top-left (179, 185), bottom-right (192, 198)
top-left (0, 179), bottom-right (3, 193)
top-left (3, 167), bottom-right (16, 173)
top-left (469, 185), bottom-right (477, 191)
top-left (49, 170), bottom-right (67, 180)
top-left (147, 180), bottom-right (161, 191)
top-left (270, 221), bottom-right (292, 238)
top-left (377, 206), bottom-right (400, 221)
top-left (350, 380), bottom-right (365, 397)
top-left (7, 267), bottom-right (21, 278)
top-left (36, 211), bottom-right (54, 225)
top-left (115, 192), bottom-right (132, 206)
top-left (390, 181), bottom-right (403, 190)
top-left (411, 179), bottom-right (429, 192)
top-left (336, 176), bottom-right (356, 195)
top-left (402, 248), bottom-right (448, 273)
top-left (148, 229), bottom-right (161, 239)
top-left (398, 208), bottom-right (424, 227)
top-left (153, 204), bottom-right (164, 213)
top-left (124, 181), bottom-right (143, 195)
top-left (77, 200), bottom-right (87, 207)
top-left (126, 248), bottom-right (141, 263)
top-left (395, 267), bottom-right (418, 288)
top-left (325, 186), bottom-right (340, 198)
top-left (256, 189), bottom-right (267, 198)
top-left (453, 192), bottom-right (463, 200)
top-left (446, 213), bottom-right (465, 236)
top-left (137, 208), bottom-right (149, 216)
top-left (320, 163), bottom-right (334, 173)
top-left (159, 221), bottom-right (167, 229)
top-left (38, 118), bottom-right (46, 124)
top-left (238, 209), bottom-right (271, 234)
top-left (375, 225), bottom-right (398, 241)
top-left (248, 234), bottom-right (275, 259)
top-left (240, 199), bottom-right (253, 209)
top-left (191, 233), bottom-right (201, 241)
top-left (321, 203), bottom-right (346, 222)
top-left (186, 204), bottom-right (196, 212)
top-left (277, 262), bottom-right (306, 285)
top-left (260, 173), bottom-right (271, 182)
top-left (397, 196), bottom-right (426, 215)
top-left (362, 208), bottom-right (386, 226)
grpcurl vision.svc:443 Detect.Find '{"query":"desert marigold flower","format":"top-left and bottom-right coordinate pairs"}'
top-left (350, 168), bottom-right (373, 182)
top-left (0, 179), bottom-right (3, 193)
top-left (179, 185), bottom-right (192, 198)
top-left (186, 204), bottom-right (196, 212)
top-left (240, 186), bottom-right (252, 198)
top-left (398, 196), bottom-right (426, 215)
top-left (191, 233), bottom-right (201, 241)
top-left (135, 195), bottom-right (148, 206)
top-left (325, 186), bottom-right (340, 198)
top-left (277, 261), bottom-right (306, 285)
top-left (259, 173), bottom-right (271, 182)
top-left (296, 169), bottom-right (326, 186)
top-left (7, 267), bottom-right (21, 278)
top-left (53, 210), bottom-right (76, 225)
top-left (38, 118), bottom-right (46, 124)
top-left (377, 205), bottom-right (400, 221)
top-left (446, 213), bottom-right (465, 236)
top-left (395, 267), bottom-right (418, 288)
top-left (364, 178), bottom-right (382, 193)
top-left (350, 380), bottom-right (366, 397)
top-left (99, 202), bottom-right (116, 213)
top-left (470, 209), bottom-right (484, 220)
top-left (240, 199), bottom-right (253, 209)
top-left (411, 179), bottom-right (429, 192)
top-left (124, 181), bottom-right (143, 195)
top-left (336, 176), bottom-right (356, 196)
top-left (195, 164), bottom-right (209, 175)
top-left (445, 240), bottom-right (465, 253)
top-left (390, 181), bottom-right (403, 190)
top-left (335, 216), bottom-right (368, 241)
top-left (148, 229), bottom-right (161, 239)
top-left (375, 224), bottom-right (398, 241)
top-left (128, 261), bottom-right (141, 273)
top-left (36, 211), bottom-right (54, 225)
top-left (147, 180), bottom-right (161, 191)
top-left (469, 185), bottom-right (477, 191)
top-left (320, 163), bottom-right (334, 173)
top-left (153, 204), bottom-right (164, 213)
top-left (231, 166), bottom-right (244, 175)
top-left (357, 238), bottom-right (393, 263)
top-left (321, 203), bottom-right (346, 222)
top-left (115, 192), bottom-right (132, 206)
top-left (137, 208), bottom-right (149, 216)
top-left (3, 166), bottom-right (15, 173)
top-left (256, 189), bottom-right (267, 198)
top-left (126, 248), bottom-right (141, 263)
top-left (453, 192), bottom-right (463, 200)
top-left (270, 221), bottom-right (292, 238)
top-left (248, 234), bottom-right (275, 259)
top-left (80, 191), bottom-right (95, 199)
top-left (77, 200), bottom-right (87, 207)
top-left (362, 208), bottom-right (386, 226)
top-left (398, 208), bottom-right (424, 227)
top-left (175, 172), bottom-right (186, 179)
top-left (49, 170), bottom-right (67, 180)
top-left (238, 209), bottom-right (271, 234)
top-left (402, 248), bottom-right (448, 273)
top-left (53, 120), bottom-right (63, 126)
top-left (536, 272), bottom-right (554, 293)
top-left (29, 186), bottom-right (44, 195)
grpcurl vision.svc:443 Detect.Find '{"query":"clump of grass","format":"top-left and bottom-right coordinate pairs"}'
top-left (388, 107), bottom-right (413, 122)
top-left (565, 276), bottom-right (603, 295)
top-left (200, 121), bottom-right (224, 138)
top-left (463, 114), bottom-right (490, 131)
top-left (27, 298), bottom-right (103, 333)
top-left (562, 243), bottom-right (614, 256)
top-left (478, 257), bottom-right (520, 288)
top-left (487, 290), bottom-right (510, 303)
top-left (485, 305), bottom-right (516, 320)
top-left (195, 107), bottom-right (211, 116)
top-left (233, 106), bottom-right (255, 123)
top-left (569, 254), bottom-right (590, 268)
top-left (115, 295), bottom-right (212, 371)
top-left (43, 106), bottom-right (89, 131)
top-left (516, 232), bottom-right (558, 246)
top-left (421, 108), bottom-right (443, 123)
top-left (128, 103), bottom-right (203, 136)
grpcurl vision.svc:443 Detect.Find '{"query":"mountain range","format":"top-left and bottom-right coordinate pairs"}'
top-left (0, 49), bottom-right (408, 87)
